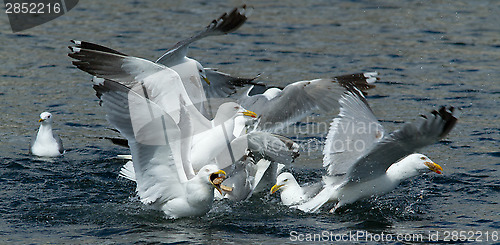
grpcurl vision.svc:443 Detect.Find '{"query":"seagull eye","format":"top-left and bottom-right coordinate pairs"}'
top-left (284, 179), bottom-right (288, 182)
top-left (420, 157), bottom-right (425, 160)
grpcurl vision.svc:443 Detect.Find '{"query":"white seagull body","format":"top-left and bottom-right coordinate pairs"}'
top-left (270, 172), bottom-right (323, 206)
top-left (30, 112), bottom-right (64, 157)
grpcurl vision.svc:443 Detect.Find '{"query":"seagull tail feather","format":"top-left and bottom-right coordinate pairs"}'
top-left (294, 188), bottom-right (331, 213)
top-left (118, 160), bottom-right (137, 182)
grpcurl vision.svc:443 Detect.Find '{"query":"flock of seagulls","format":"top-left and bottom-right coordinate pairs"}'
top-left (31, 5), bottom-right (457, 219)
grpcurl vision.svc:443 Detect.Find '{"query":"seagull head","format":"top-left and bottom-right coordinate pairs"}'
top-left (403, 153), bottom-right (443, 175)
top-left (270, 172), bottom-right (297, 194)
top-left (386, 153), bottom-right (443, 184)
top-left (198, 164), bottom-right (227, 195)
top-left (239, 107), bottom-right (257, 119)
top-left (231, 103), bottom-right (257, 119)
top-left (218, 102), bottom-right (257, 119)
top-left (195, 61), bottom-right (210, 85)
top-left (38, 112), bottom-right (54, 124)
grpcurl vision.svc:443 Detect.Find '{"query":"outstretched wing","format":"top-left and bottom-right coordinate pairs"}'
top-left (213, 131), bottom-right (300, 170)
top-left (156, 5), bottom-right (251, 66)
top-left (69, 40), bottom-right (164, 86)
top-left (238, 72), bottom-right (378, 132)
top-left (323, 87), bottom-right (385, 177)
top-left (203, 68), bottom-right (261, 98)
top-left (347, 105), bottom-right (457, 183)
top-left (69, 42), bottom-right (209, 125)
top-left (94, 79), bottom-right (191, 205)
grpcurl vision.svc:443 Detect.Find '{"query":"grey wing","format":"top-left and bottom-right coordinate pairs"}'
top-left (213, 131), bottom-right (298, 171)
top-left (239, 74), bottom-right (377, 132)
top-left (302, 181), bottom-right (324, 200)
top-left (156, 5), bottom-right (251, 66)
top-left (221, 155), bottom-right (255, 201)
top-left (69, 41), bottom-right (165, 86)
top-left (55, 134), bottom-right (64, 154)
top-left (348, 106), bottom-right (457, 183)
top-left (203, 68), bottom-right (261, 98)
top-left (94, 79), bottom-right (190, 204)
top-left (246, 131), bottom-right (300, 164)
top-left (323, 88), bottom-right (384, 176)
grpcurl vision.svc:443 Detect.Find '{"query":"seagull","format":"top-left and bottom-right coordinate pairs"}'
top-left (270, 172), bottom-right (323, 206)
top-left (271, 87), bottom-right (456, 213)
top-left (238, 72), bottom-right (379, 132)
top-left (30, 112), bottom-right (64, 157)
top-left (94, 77), bottom-right (228, 219)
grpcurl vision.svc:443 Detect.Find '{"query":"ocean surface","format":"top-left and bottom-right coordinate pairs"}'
top-left (1, 0), bottom-right (499, 244)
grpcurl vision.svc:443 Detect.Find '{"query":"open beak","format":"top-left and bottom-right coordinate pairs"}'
top-left (270, 184), bottom-right (284, 194)
top-left (202, 76), bottom-right (210, 85)
top-left (242, 109), bottom-right (257, 118)
top-left (210, 170), bottom-right (227, 195)
top-left (425, 161), bottom-right (443, 174)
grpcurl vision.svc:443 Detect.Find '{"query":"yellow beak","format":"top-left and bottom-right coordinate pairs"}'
top-left (202, 76), bottom-right (210, 85)
top-left (425, 161), bottom-right (443, 174)
top-left (38, 118), bottom-right (44, 122)
top-left (210, 170), bottom-right (227, 195)
top-left (270, 184), bottom-right (284, 194)
top-left (242, 110), bottom-right (257, 118)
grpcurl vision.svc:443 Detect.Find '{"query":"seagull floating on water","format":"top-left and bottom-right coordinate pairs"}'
top-left (30, 112), bottom-right (64, 157)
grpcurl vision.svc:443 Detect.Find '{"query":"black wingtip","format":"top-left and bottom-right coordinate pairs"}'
top-left (103, 137), bottom-right (129, 148)
top-left (207, 5), bottom-right (252, 34)
top-left (435, 106), bottom-right (457, 138)
top-left (335, 72), bottom-right (378, 91)
top-left (426, 106), bottom-right (457, 139)
top-left (67, 45), bottom-right (79, 53)
top-left (68, 40), bottom-right (127, 56)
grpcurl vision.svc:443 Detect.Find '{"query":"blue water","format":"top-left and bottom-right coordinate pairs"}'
top-left (1, 0), bottom-right (499, 244)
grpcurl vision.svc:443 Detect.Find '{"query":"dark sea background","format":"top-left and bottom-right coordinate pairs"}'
top-left (1, 0), bottom-right (499, 244)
